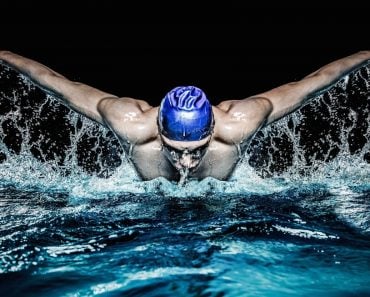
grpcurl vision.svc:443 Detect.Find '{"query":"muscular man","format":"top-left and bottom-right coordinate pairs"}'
top-left (1, 50), bottom-right (369, 184)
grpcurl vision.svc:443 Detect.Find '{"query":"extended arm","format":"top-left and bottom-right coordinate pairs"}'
top-left (256, 50), bottom-right (370, 125)
top-left (0, 50), bottom-right (118, 125)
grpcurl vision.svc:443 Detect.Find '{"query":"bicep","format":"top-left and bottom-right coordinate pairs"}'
top-left (1, 51), bottom-right (117, 125)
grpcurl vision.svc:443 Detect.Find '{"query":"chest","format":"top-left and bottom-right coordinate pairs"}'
top-left (127, 140), bottom-right (242, 181)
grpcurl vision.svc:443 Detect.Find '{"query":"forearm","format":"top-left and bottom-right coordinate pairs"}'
top-left (0, 51), bottom-right (115, 124)
top-left (261, 51), bottom-right (370, 124)
top-left (0, 50), bottom-right (70, 98)
top-left (304, 50), bottom-right (370, 98)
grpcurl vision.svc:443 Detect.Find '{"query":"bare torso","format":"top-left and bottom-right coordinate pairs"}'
top-left (127, 135), bottom-right (243, 181)
top-left (98, 96), bottom-right (272, 182)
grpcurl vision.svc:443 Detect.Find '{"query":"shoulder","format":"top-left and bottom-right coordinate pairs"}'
top-left (97, 96), bottom-right (156, 123)
top-left (98, 97), bottom-right (159, 144)
top-left (214, 96), bottom-right (272, 126)
top-left (97, 97), bottom-right (152, 114)
top-left (212, 97), bottom-right (273, 144)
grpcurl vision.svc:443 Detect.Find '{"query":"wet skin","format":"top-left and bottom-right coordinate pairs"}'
top-left (160, 134), bottom-right (212, 185)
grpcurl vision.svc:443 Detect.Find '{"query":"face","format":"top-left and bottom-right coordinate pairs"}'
top-left (161, 134), bottom-right (211, 172)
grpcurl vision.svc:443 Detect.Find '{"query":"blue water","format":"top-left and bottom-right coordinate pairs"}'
top-left (1, 62), bottom-right (370, 296)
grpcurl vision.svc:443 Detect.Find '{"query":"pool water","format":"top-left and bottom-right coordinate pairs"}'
top-left (1, 185), bottom-right (370, 296)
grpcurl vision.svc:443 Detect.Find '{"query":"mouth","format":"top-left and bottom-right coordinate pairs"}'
top-left (175, 160), bottom-right (200, 172)
top-left (178, 167), bottom-right (189, 186)
top-left (175, 159), bottom-right (203, 186)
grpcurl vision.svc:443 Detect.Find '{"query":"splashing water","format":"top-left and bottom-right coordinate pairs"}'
top-left (1, 62), bottom-right (370, 297)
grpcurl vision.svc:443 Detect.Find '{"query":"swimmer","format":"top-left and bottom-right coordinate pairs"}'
top-left (1, 50), bottom-right (369, 184)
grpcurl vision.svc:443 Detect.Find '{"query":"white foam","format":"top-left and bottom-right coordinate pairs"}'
top-left (273, 225), bottom-right (339, 240)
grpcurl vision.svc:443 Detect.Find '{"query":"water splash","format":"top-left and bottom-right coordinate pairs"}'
top-left (245, 63), bottom-right (370, 186)
top-left (0, 62), bottom-right (370, 198)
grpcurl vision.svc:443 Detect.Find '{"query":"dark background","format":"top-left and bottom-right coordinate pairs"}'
top-left (2, 3), bottom-right (370, 106)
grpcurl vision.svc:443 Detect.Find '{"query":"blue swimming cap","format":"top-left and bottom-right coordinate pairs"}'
top-left (158, 86), bottom-right (213, 141)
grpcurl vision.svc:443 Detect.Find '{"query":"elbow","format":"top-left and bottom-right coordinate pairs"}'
top-left (97, 97), bottom-right (111, 116)
top-left (257, 96), bottom-right (274, 115)
top-left (357, 50), bottom-right (370, 55)
top-left (256, 97), bottom-right (274, 126)
top-left (0, 50), bottom-right (14, 60)
top-left (357, 51), bottom-right (370, 62)
top-left (0, 50), bottom-right (10, 58)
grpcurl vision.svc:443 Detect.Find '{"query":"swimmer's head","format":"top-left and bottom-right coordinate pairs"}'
top-left (158, 86), bottom-right (214, 141)
top-left (161, 133), bottom-right (211, 174)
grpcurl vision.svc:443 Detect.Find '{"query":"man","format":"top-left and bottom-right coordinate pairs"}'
top-left (1, 50), bottom-right (369, 184)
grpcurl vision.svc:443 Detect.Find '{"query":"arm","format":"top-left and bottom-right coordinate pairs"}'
top-left (255, 51), bottom-right (370, 125)
top-left (0, 50), bottom-right (118, 125)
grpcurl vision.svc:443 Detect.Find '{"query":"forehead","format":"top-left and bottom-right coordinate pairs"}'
top-left (161, 134), bottom-right (211, 151)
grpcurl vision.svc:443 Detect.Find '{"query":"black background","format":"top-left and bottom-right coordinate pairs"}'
top-left (2, 3), bottom-right (370, 106)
